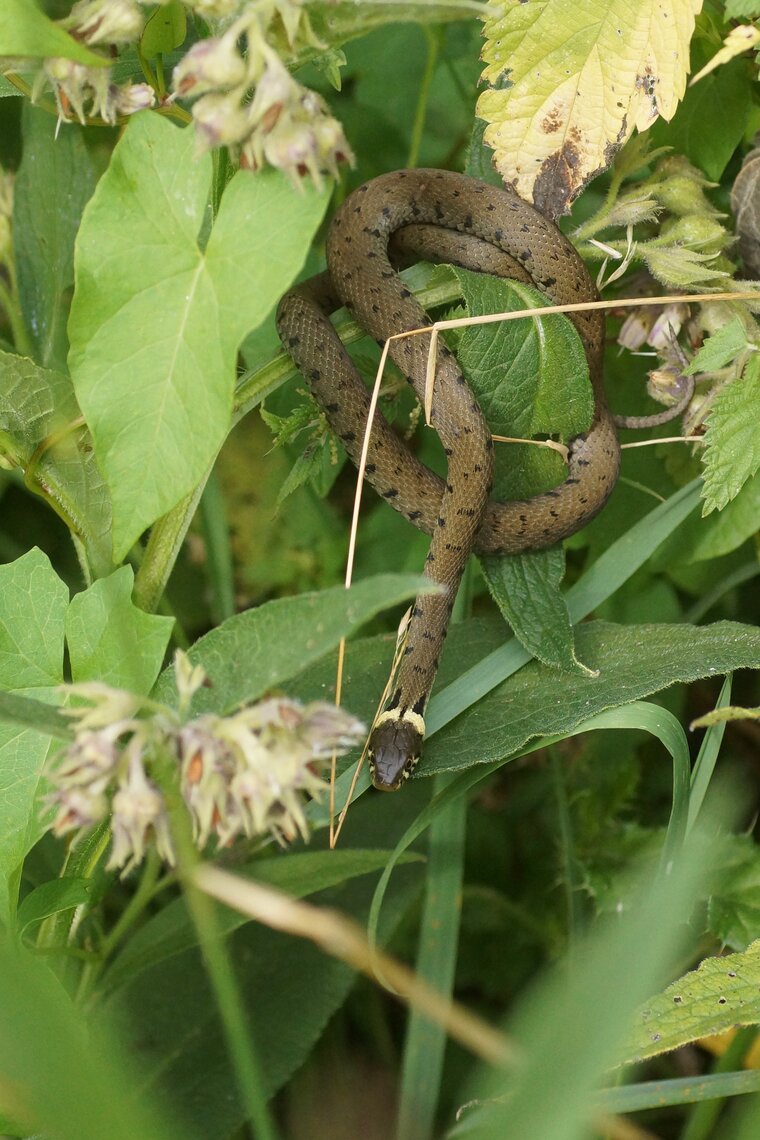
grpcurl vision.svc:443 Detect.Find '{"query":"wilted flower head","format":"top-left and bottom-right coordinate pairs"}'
top-left (47, 652), bottom-right (365, 875)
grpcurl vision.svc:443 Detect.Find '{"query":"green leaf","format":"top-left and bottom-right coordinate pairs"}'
top-left (726, 0), bottom-right (760, 15)
top-left (423, 619), bottom-right (760, 778)
top-left (684, 470), bottom-right (760, 561)
top-left (0, 548), bottom-right (67, 688)
top-left (0, 938), bottom-right (182, 1140)
top-left (17, 877), bottom-right (93, 936)
top-left (0, 688), bottom-right (60, 924)
top-left (0, 350), bottom-right (114, 577)
top-left (66, 567), bottom-right (173, 694)
top-left (0, 0), bottom-right (108, 65)
top-left (684, 316), bottom-right (749, 376)
top-left (153, 572), bottom-right (435, 713)
top-left (596, 1070), bottom-right (760, 1115)
top-left (450, 827), bottom-right (715, 1140)
top-left (449, 269), bottom-right (593, 675)
top-left (650, 57), bottom-right (751, 181)
top-left (702, 354), bottom-right (760, 513)
top-left (14, 104), bottom-right (96, 371)
top-left (708, 834), bottom-right (760, 950)
top-left (104, 848), bottom-right (422, 991)
top-left (623, 938), bottom-right (760, 1066)
top-left (68, 113), bottom-right (330, 561)
top-left (451, 268), bottom-right (592, 499)
top-left (140, 0), bottom-right (186, 58)
top-left (480, 546), bottom-right (593, 674)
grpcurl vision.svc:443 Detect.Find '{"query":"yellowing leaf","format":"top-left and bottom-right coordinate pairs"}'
top-left (690, 24), bottom-right (760, 86)
top-left (623, 939), bottom-right (760, 1065)
top-left (477, 0), bottom-right (703, 216)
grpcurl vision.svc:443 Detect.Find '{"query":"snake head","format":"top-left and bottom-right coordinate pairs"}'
top-left (368, 709), bottom-right (425, 792)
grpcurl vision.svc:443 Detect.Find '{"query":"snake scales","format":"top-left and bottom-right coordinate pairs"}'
top-left (276, 169), bottom-right (690, 791)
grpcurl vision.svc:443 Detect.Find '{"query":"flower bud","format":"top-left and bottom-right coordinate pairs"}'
top-left (192, 91), bottom-right (251, 150)
top-left (618, 307), bottom-right (657, 351)
top-left (172, 34), bottom-right (247, 97)
top-left (659, 215), bottom-right (727, 253)
top-left (66, 0), bottom-right (143, 46)
top-left (113, 82), bottom-right (155, 115)
top-left (647, 302), bottom-right (689, 350)
top-left (646, 364), bottom-right (692, 407)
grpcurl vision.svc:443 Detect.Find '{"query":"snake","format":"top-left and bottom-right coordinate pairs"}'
top-left (276, 169), bottom-right (692, 791)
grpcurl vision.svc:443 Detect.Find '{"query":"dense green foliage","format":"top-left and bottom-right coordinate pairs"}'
top-left (2, 1), bottom-right (760, 1138)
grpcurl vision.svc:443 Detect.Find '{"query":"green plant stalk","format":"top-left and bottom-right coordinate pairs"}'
top-left (407, 26), bottom-right (442, 169)
top-left (0, 272), bottom-right (33, 359)
top-left (96, 852), bottom-right (163, 969)
top-left (32, 821), bottom-right (113, 1001)
top-left (679, 1027), bottom-right (758, 1140)
top-left (550, 751), bottom-right (583, 945)
top-left (397, 773), bottom-right (466, 1140)
top-left (134, 479), bottom-right (208, 613)
top-left (198, 470), bottom-right (236, 624)
top-left (154, 753), bottom-right (280, 1140)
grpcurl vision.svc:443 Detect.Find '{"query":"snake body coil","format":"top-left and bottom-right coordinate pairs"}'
top-left (276, 170), bottom-right (621, 790)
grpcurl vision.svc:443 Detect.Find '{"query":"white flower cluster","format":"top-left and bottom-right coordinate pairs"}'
top-left (47, 653), bottom-right (364, 876)
top-left (173, 5), bottom-right (353, 187)
top-left (37, 0), bottom-right (155, 125)
top-left (1, 0), bottom-right (352, 185)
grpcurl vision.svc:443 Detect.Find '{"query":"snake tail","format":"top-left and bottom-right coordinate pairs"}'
top-left (277, 169), bottom-right (621, 791)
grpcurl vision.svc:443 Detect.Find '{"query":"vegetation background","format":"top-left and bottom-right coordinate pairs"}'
top-left (2, 1), bottom-right (760, 1138)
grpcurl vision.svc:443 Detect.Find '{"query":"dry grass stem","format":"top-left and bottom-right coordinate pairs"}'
top-left (194, 864), bottom-right (515, 1069)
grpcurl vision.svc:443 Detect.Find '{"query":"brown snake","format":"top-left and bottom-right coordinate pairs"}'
top-left (276, 170), bottom-right (692, 791)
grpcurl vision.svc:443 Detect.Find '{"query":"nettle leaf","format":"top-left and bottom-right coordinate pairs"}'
top-left (702, 354), bottom-right (760, 513)
top-left (480, 547), bottom-right (595, 675)
top-left (0, 0), bottom-right (107, 64)
top-left (452, 267), bottom-right (592, 673)
top-left (65, 567), bottom-right (173, 694)
top-left (478, 0), bottom-right (701, 215)
top-left (0, 349), bottom-right (113, 578)
top-left (68, 113), bottom-right (330, 561)
top-left (685, 317), bottom-right (749, 376)
top-left (623, 939), bottom-right (760, 1065)
top-left (451, 267), bottom-right (592, 499)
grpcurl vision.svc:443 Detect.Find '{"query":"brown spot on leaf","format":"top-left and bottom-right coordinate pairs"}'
top-left (541, 106), bottom-right (562, 134)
